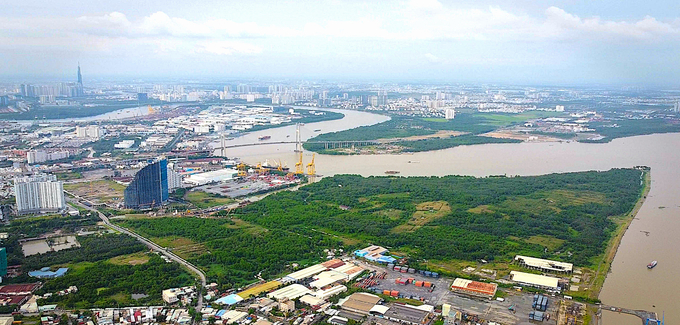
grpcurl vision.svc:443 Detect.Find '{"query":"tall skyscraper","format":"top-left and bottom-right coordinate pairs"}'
top-left (77, 63), bottom-right (83, 85)
top-left (14, 174), bottom-right (66, 215)
top-left (124, 159), bottom-right (169, 209)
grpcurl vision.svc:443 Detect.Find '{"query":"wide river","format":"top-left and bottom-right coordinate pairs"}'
top-left (227, 108), bottom-right (676, 324)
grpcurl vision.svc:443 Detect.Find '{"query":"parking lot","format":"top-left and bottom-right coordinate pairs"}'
top-left (358, 260), bottom-right (561, 325)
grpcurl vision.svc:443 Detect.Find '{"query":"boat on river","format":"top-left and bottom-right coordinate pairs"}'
top-left (648, 260), bottom-right (657, 269)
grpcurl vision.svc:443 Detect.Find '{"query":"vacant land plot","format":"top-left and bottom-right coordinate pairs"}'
top-left (64, 180), bottom-right (125, 206)
top-left (392, 201), bottom-right (451, 233)
top-left (108, 252), bottom-right (150, 265)
top-left (151, 236), bottom-right (208, 259)
top-left (186, 190), bottom-right (235, 209)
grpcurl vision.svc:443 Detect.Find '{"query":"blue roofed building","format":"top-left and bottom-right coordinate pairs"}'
top-left (354, 245), bottom-right (395, 264)
top-left (28, 267), bottom-right (68, 278)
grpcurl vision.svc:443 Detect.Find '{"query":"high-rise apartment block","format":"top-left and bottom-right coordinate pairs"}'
top-left (124, 159), bottom-right (169, 209)
top-left (14, 174), bottom-right (66, 215)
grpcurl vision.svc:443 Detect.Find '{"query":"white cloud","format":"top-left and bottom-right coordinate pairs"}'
top-left (541, 7), bottom-right (679, 40)
top-left (424, 53), bottom-right (441, 63)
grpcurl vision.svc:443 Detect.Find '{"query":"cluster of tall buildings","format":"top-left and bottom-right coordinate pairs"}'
top-left (75, 125), bottom-right (102, 139)
top-left (124, 158), bottom-right (181, 209)
top-left (19, 64), bottom-right (84, 101)
top-left (13, 174), bottom-right (66, 215)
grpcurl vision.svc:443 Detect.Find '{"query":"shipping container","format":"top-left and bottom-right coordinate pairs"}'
top-left (401, 268), bottom-right (408, 273)
top-left (415, 281), bottom-right (424, 287)
top-left (431, 272), bottom-right (439, 278)
top-left (383, 290), bottom-right (391, 295)
top-left (424, 271), bottom-right (432, 277)
top-left (387, 263), bottom-right (395, 269)
top-left (408, 268), bottom-right (416, 274)
top-left (390, 290), bottom-right (399, 297)
top-left (407, 278), bottom-right (415, 284)
top-left (424, 282), bottom-right (432, 288)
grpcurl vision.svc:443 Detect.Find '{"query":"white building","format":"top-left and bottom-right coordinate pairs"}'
top-left (14, 174), bottom-right (66, 215)
top-left (509, 271), bottom-right (560, 291)
top-left (27, 149), bottom-right (70, 164)
top-left (114, 140), bottom-right (135, 149)
top-left (445, 108), bottom-right (456, 120)
top-left (167, 166), bottom-right (182, 191)
top-left (75, 125), bottom-right (102, 139)
top-left (184, 169), bottom-right (238, 186)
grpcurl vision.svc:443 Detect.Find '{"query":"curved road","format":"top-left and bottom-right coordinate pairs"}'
top-left (71, 199), bottom-right (207, 309)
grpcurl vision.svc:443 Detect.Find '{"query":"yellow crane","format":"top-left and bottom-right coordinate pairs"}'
top-left (306, 153), bottom-right (316, 175)
top-left (276, 159), bottom-right (284, 172)
top-left (294, 151), bottom-right (304, 175)
top-left (237, 162), bottom-right (247, 177)
top-left (256, 162), bottom-right (268, 174)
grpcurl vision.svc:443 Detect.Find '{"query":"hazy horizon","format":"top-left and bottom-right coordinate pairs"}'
top-left (3, 0), bottom-right (680, 86)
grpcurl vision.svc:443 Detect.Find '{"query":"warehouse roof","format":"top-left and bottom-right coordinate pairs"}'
top-left (451, 278), bottom-right (498, 297)
top-left (514, 255), bottom-right (573, 273)
top-left (287, 264), bottom-right (328, 281)
top-left (384, 303), bottom-right (431, 324)
top-left (185, 168), bottom-right (238, 185)
top-left (214, 294), bottom-right (243, 306)
top-left (299, 295), bottom-right (324, 307)
top-left (510, 271), bottom-right (559, 289)
top-left (267, 284), bottom-right (311, 300)
top-left (310, 271), bottom-right (347, 289)
top-left (339, 293), bottom-right (382, 314)
top-left (369, 305), bottom-right (390, 315)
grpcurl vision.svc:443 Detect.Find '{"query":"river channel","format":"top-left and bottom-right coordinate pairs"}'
top-left (220, 108), bottom-right (678, 325)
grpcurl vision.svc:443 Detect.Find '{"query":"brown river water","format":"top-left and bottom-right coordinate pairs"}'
top-left (215, 108), bottom-right (679, 324)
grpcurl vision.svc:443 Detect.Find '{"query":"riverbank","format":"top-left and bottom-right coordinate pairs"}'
top-left (585, 168), bottom-right (652, 302)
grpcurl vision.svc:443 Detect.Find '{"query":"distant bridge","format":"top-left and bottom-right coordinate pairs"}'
top-left (219, 140), bottom-right (383, 150)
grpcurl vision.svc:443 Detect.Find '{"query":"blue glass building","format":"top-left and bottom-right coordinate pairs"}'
top-left (124, 159), bottom-right (168, 209)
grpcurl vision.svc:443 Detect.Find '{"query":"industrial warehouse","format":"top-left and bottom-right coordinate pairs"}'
top-left (514, 255), bottom-right (573, 273)
top-left (450, 278), bottom-right (498, 299)
top-left (510, 271), bottom-right (561, 291)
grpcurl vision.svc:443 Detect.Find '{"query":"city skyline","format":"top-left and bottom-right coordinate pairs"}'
top-left (1, 0), bottom-right (680, 86)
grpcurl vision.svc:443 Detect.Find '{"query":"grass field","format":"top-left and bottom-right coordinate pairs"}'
top-left (151, 236), bottom-right (208, 259)
top-left (186, 191), bottom-right (235, 209)
top-left (392, 201), bottom-right (450, 233)
top-left (108, 252), bottom-right (151, 265)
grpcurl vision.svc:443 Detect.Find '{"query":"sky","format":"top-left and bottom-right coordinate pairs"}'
top-left (2, 0), bottom-right (680, 86)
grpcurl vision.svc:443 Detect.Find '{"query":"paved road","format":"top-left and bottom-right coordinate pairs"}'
top-left (71, 199), bottom-right (207, 309)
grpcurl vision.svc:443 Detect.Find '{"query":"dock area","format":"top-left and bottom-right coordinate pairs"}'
top-left (599, 304), bottom-right (659, 324)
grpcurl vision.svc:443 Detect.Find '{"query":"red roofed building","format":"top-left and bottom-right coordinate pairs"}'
top-left (0, 283), bottom-right (41, 295)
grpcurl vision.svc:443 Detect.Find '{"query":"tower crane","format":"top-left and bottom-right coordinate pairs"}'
top-left (306, 153), bottom-right (316, 175)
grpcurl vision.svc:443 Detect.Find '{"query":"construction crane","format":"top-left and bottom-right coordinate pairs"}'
top-left (276, 159), bottom-right (284, 172)
top-left (294, 151), bottom-right (304, 175)
top-left (256, 162), bottom-right (268, 174)
top-left (236, 162), bottom-right (247, 177)
top-left (306, 153), bottom-right (316, 175)
top-left (148, 105), bottom-right (155, 114)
